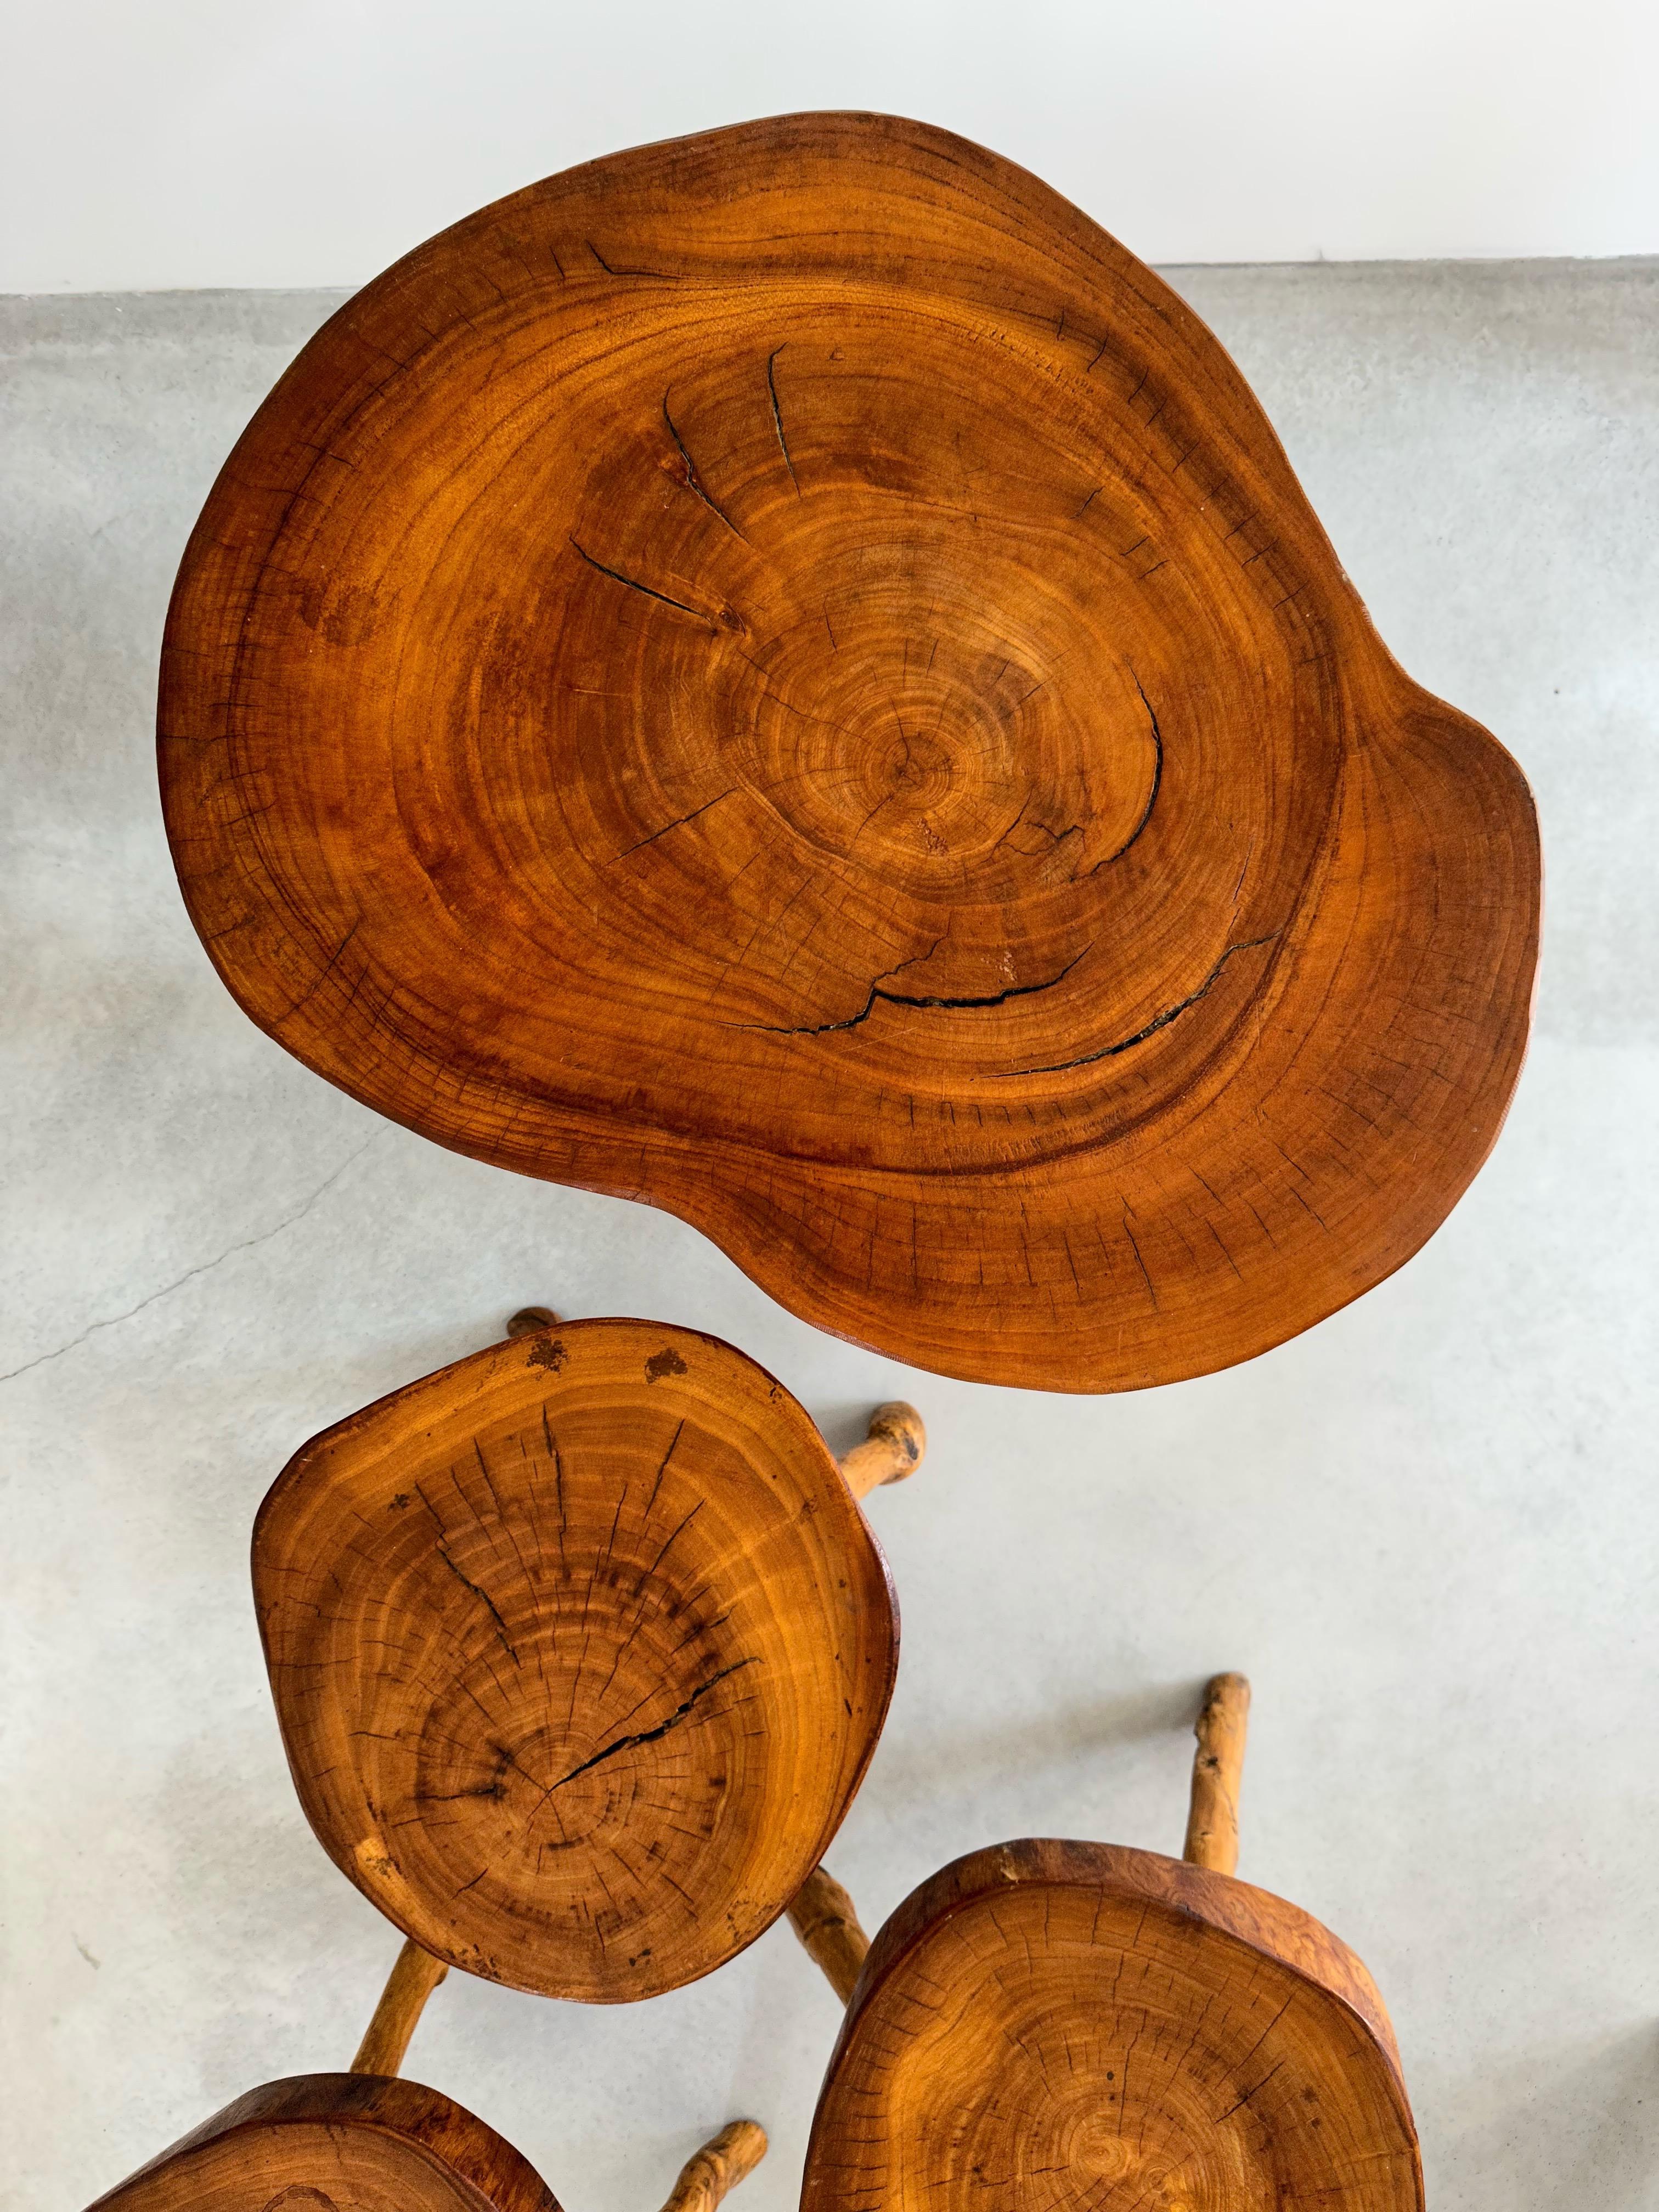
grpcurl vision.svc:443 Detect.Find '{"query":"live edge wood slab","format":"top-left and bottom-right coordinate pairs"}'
top-left (84, 2076), bottom-right (766, 2212)
top-left (792, 1675), bottom-right (1419, 2209)
top-left (84, 2076), bottom-right (560, 2212)
top-left (253, 1317), bottom-right (899, 2001)
top-left (159, 110), bottom-right (1541, 1392)
top-left (802, 1841), bottom-right (1422, 2212)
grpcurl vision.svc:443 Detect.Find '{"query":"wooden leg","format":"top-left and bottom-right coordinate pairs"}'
top-left (657, 2120), bottom-right (769, 2212)
top-left (350, 1937), bottom-right (449, 2076)
top-left (837, 1404), bottom-right (927, 1501)
top-left (506, 1306), bottom-right (563, 1337)
top-left (1183, 1672), bottom-right (1251, 1877)
top-left (787, 1864), bottom-right (871, 2004)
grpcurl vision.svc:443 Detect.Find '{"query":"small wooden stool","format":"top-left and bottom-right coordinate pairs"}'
top-left (255, 1308), bottom-right (923, 2004)
top-left (83, 1957), bottom-right (766, 2212)
top-left (789, 1675), bottom-right (1422, 2210)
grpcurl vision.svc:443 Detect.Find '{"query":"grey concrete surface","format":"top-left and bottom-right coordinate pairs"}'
top-left (2, 262), bottom-right (1656, 2211)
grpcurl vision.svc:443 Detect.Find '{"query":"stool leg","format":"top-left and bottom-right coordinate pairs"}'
top-left (837, 1404), bottom-right (927, 1500)
top-left (787, 1863), bottom-right (871, 2004)
top-left (1183, 1672), bottom-right (1251, 1876)
top-left (657, 2120), bottom-right (768, 2212)
top-left (349, 1937), bottom-right (449, 2076)
top-left (506, 1306), bottom-right (563, 1338)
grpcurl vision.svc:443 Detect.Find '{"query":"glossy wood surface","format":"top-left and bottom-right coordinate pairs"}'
top-left (84, 2075), bottom-right (558, 2212)
top-left (253, 1318), bottom-right (898, 2000)
top-left (803, 1838), bottom-right (1422, 2212)
top-left (85, 2075), bottom-right (766, 2212)
top-left (159, 111), bottom-right (1540, 1390)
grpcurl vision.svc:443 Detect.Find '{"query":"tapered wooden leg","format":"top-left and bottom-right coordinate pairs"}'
top-left (1183, 1672), bottom-right (1251, 1876)
top-left (657, 2120), bottom-right (769, 2212)
top-left (837, 1404), bottom-right (927, 1501)
top-left (787, 1864), bottom-right (871, 2004)
top-left (350, 1938), bottom-right (449, 2076)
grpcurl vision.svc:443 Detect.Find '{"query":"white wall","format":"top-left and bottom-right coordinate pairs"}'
top-left (4, 0), bottom-right (1658, 292)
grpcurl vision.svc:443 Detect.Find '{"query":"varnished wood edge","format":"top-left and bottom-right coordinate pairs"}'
top-left (820, 1839), bottom-right (1421, 2170)
top-left (83, 2074), bottom-right (560, 2212)
top-left (252, 1313), bottom-right (893, 1589)
top-left (250, 1317), bottom-right (902, 1999)
top-left (156, 113), bottom-right (1542, 1395)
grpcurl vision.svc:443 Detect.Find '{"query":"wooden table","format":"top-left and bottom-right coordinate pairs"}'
top-left (159, 111), bottom-right (1539, 1390)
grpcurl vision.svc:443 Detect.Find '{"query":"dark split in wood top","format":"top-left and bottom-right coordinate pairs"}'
top-left (253, 1315), bottom-right (911, 2001)
top-left (159, 110), bottom-right (1541, 1392)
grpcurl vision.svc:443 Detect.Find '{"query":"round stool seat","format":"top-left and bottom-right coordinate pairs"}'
top-left (254, 1319), bottom-right (897, 2000)
top-left (804, 1838), bottom-right (1421, 2212)
top-left (86, 2075), bottom-right (557, 2212)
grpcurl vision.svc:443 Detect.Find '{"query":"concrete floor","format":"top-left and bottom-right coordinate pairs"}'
top-left (2, 260), bottom-right (1655, 2211)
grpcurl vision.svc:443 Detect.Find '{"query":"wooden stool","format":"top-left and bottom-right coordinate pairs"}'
top-left (158, 112), bottom-right (1539, 1393)
top-left (789, 1675), bottom-right (1422, 2210)
top-left (83, 1950), bottom-right (766, 2212)
top-left (255, 1309), bottom-right (923, 2003)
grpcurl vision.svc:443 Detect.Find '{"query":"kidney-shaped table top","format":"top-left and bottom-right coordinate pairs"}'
top-left (160, 111), bottom-right (1540, 1391)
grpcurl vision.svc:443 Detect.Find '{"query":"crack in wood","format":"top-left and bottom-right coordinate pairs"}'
top-left (740, 943), bottom-right (1088, 1040)
top-left (997, 932), bottom-right (1282, 1077)
top-left (766, 347), bottom-right (799, 494)
top-left (548, 1657), bottom-right (759, 1792)
top-left (663, 398), bottom-right (747, 538)
top-left (569, 538), bottom-right (713, 622)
